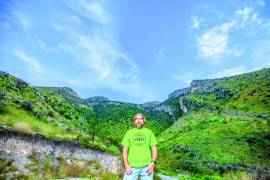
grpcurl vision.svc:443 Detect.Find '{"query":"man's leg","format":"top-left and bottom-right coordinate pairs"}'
top-left (123, 167), bottom-right (140, 180)
top-left (139, 166), bottom-right (153, 180)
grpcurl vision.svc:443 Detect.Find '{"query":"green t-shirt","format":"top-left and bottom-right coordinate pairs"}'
top-left (121, 127), bottom-right (158, 167)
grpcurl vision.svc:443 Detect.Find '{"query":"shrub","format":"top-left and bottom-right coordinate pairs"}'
top-left (12, 121), bottom-right (32, 132)
top-left (16, 78), bottom-right (28, 90)
top-left (21, 101), bottom-right (34, 112)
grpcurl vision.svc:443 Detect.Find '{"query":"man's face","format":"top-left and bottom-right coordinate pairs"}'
top-left (134, 115), bottom-right (145, 128)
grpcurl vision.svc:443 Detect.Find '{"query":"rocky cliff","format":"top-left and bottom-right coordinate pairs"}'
top-left (0, 128), bottom-right (123, 177)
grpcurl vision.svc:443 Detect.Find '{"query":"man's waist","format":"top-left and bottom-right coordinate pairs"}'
top-left (129, 159), bottom-right (151, 167)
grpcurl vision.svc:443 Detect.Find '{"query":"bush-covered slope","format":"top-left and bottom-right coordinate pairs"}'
top-left (157, 109), bottom-right (269, 176)
top-left (184, 68), bottom-right (270, 115)
top-left (34, 86), bottom-right (93, 128)
top-left (1, 68), bottom-right (269, 178)
top-left (84, 101), bottom-right (172, 145)
top-left (0, 71), bottom-right (116, 154)
top-left (0, 71), bottom-right (173, 155)
top-left (156, 68), bottom-right (270, 179)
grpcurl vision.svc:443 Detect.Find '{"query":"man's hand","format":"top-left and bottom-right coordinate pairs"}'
top-left (146, 162), bottom-right (155, 175)
top-left (125, 165), bottom-right (133, 175)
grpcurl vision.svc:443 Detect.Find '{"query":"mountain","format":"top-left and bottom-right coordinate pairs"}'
top-left (34, 86), bottom-right (90, 108)
top-left (0, 70), bottom-right (173, 148)
top-left (0, 68), bottom-right (269, 179)
top-left (139, 101), bottom-right (161, 108)
top-left (156, 68), bottom-right (270, 179)
top-left (84, 96), bottom-right (172, 144)
top-left (0, 71), bottom-right (111, 152)
top-left (86, 96), bottom-right (111, 103)
top-left (171, 68), bottom-right (270, 115)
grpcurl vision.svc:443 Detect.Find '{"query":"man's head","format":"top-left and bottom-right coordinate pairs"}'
top-left (133, 113), bottom-right (146, 128)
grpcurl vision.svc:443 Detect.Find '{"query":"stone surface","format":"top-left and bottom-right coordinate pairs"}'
top-left (0, 128), bottom-right (123, 175)
top-left (168, 87), bottom-right (190, 99)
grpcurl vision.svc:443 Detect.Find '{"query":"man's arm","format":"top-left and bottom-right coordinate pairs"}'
top-left (147, 145), bottom-right (158, 175)
top-left (123, 147), bottom-right (132, 174)
top-left (151, 145), bottom-right (158, 162)
top-left (122, 147), bottom-right (129, 168)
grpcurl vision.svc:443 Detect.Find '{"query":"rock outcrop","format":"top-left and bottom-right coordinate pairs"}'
top-left (0, 128), bottom-right (123, 176)
top-left (168, 87), bottom-right (190, 98)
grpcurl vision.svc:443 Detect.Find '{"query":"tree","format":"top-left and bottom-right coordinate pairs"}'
top-left (83, 106), bottom-right (102, 142)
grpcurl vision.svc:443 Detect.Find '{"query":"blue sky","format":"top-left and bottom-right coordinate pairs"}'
top-left (0, 0), bottom-right (270, 103)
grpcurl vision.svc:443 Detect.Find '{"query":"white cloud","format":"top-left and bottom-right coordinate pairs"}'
top-left (51, 22), bottom-right (68, 32)
top-left (63, 0), bottom-right (111, 25)
top-left (3, 0), bottom-right (155, 102)
top-left (49, 17), bottom-right (151, 101)
top-left (236, 7), bottom-right (261, 27)
top-left (191, 16), bottom-right (200, 29)
top-left (75, 33), bottom-right (149, 101)
top-left (196, 6), bottom-right (265, 63)
top-left (155, 46), bottom-right (167, 63)
top-left (234, 7), bottom-right (262, 27)
top-left (13, 11), bottom-right (32, 30)
top-left (10, 50), bottom-right (89, 87)
top-left (67, 15), bottom-right (81, 24)
top-left (81, 1), bottom-right (111, 24)
top-left (172, 72), bottom-right (196, 86)
top-left (197, 21), bottom-right (238, 62)
top-left (213, 65), bottom-right (246, 78)
top-left (198, 30), bottom-right (227, 60)
top-left (37, 39), bottom-right (58, 53)
top-left (13, 50), bottom-right (41, 71)
top-left (252, 40), bottom-right (270, 68)
top-left (77, 35), bottom-right (112, 80)
top-left (72, 33), bottom-right (153, 102)
top-left (51, 21), bottom-right (137, 83)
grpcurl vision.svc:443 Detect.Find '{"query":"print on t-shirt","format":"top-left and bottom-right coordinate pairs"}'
top-left (132, 132), bottom-right (146, 146)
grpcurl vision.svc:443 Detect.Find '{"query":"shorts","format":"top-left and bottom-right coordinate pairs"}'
top-left (123, 165), bottom-right (153, 180)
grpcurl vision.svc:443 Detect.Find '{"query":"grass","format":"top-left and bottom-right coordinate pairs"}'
top-left (185, 68), bottom-right (270, 115)
top-left (157, 109), bottom-right (270, 177)
top-left (175, 171), bottom-right (254, 180)
top-left (0, 104), bottom-right (78, 140)
top-left (0, 158), bottom-right (21, 179)
top-left (25, 155), bottom-right (121, 179)
top-left (0, 104), bottom-right (121, 155)
top-left (1, 68), bottom-right (269, 178)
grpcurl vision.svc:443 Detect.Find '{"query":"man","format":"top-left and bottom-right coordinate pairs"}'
top-left (121, 113), bottom-right (158, 180)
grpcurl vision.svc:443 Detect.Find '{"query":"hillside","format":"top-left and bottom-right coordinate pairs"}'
top-left (83, 98), bottom-right (172, 144)
top-left (0, 128), bottom-right (122, 179)
top-left (157, 68), bottom-right (270, 179)
top-left (0, 68), bottom-right (269, 179)
top-left (170, 68), bottom-right (270, 115)
top-left (0, 71), bottom-right (120, 154)
top-left (0, 70), bottom-right (173, 152)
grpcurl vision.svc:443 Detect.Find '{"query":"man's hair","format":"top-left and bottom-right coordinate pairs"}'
top-left (133, 113), bottom-right (146, 123)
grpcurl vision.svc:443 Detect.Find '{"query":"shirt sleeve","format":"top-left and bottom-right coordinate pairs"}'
top-left (121, 132), bottom-right (130, 148)
top-left (150, 131), bottom-right (158, 146)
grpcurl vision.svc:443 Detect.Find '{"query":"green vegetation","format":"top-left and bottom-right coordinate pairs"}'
top-left (185, 68), bottom-right (270, 114)
top-left (157, 109), bottom-right (270, 178)
top-left (0, 158), bottom-right (20, 179)
top-left (24, 155), bottom-right (121, 179)
top-left (35, 86), bottom-right (93, 124)
top-left (88, 103), bottom-right (172, 145)
top-left (1, 68), bottom-right (269, 178)
top-left (162, 97), bottom-right (183, 122)
top-left (0, 70), bottom-right (172, 157)
top-left (155, 68), bottom-right (270, 178)
top-left (0, 104), bottom-right (78, 139)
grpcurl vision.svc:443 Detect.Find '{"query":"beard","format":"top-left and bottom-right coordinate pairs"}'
top-left (136, 123), bottom-right (144, 128)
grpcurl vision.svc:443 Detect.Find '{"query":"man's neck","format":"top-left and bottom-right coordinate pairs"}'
top-left (135, 126), bottom-right (144, 129)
